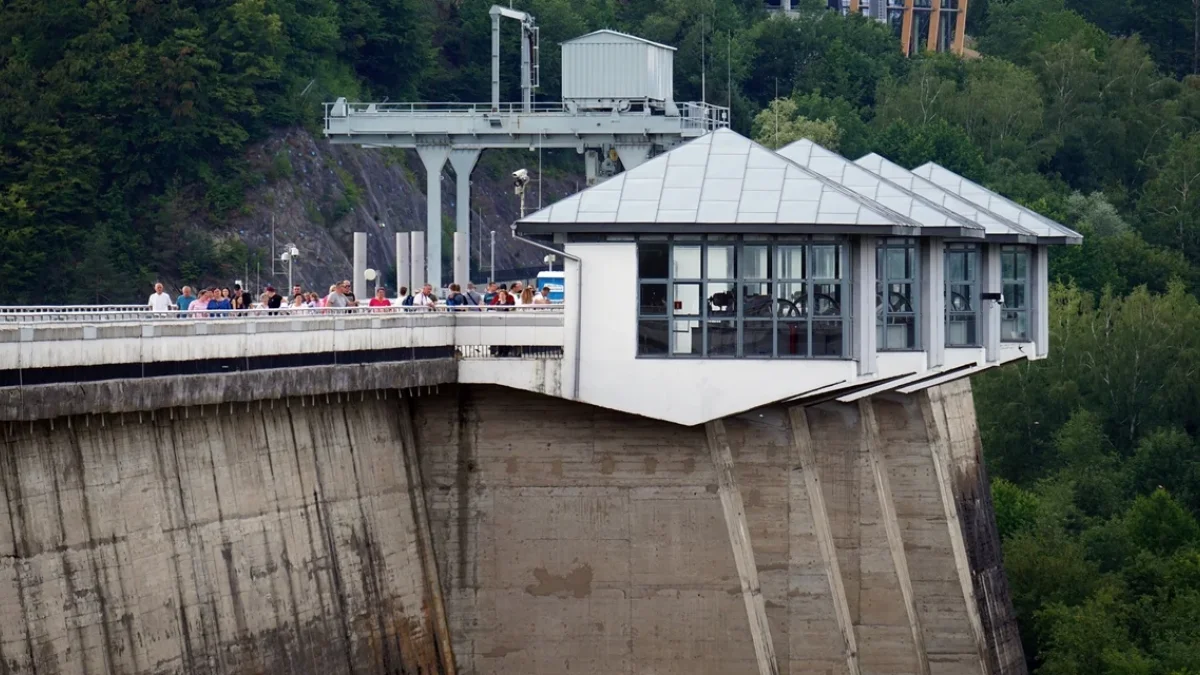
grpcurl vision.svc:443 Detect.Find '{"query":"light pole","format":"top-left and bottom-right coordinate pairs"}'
top-left (280, 244), bottom-right (299, 292)
top-left (490, 230), bottom-right (496, 283)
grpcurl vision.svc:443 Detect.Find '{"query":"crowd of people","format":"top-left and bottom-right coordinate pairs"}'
top-left (146, 279), bottom-right (558, 316)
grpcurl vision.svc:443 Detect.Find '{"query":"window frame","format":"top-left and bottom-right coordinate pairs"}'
top-left (944, 243), bottom-right (980, 348)
top-left (635, 235), bottom-right (850, 359)
top-left (876, 237), bottom-right (921, 351)
top-left (1000, 245), bottom-right (1031, 342)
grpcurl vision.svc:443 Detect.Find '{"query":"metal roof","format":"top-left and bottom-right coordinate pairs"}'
top-left (912, 163), bottom-right (1083, 243)
top-left (561, 29), bottom-right (676, 51)
top-left (778, 139), bottom-right (983, 235)
top-left (855, 153), bottom-right (1040, 243)
top-left (519, 128), bottom-right (928, 232)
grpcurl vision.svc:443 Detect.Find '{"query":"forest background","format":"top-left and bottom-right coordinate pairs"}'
top-left (4, 0), bottom-right (1200, 672)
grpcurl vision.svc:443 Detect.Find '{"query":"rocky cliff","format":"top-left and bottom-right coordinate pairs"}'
top-left (189, 127), bottom-right (582, 294)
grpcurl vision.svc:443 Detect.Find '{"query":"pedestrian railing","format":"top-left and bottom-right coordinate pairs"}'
top-left (0, 304), bottom-right (564, 325)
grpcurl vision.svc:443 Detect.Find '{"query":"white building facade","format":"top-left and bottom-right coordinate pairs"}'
top-left (519, 129), bottom-right (1079, 426)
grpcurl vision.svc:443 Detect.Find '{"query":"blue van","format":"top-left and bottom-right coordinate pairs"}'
top-left (535, 271), bottom-right (565, 303)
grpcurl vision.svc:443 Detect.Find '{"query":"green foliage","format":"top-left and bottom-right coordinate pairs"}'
top-left (750, 98), bottom-right (841, 150)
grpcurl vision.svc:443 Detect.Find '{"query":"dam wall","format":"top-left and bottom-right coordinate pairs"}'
top-left (0, 379), bottom-right (1024, 675)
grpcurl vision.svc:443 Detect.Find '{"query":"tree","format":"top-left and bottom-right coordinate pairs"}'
top-left (1140, 132), bottom-right (1200, 266)
top-left (750, 98), bottom-right (841, 150)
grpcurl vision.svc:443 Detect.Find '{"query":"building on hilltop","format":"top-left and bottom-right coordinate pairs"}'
top-left (517, 127), bottom-right (1079, 426)
top-left (766, 0), bottom-right (970, 56)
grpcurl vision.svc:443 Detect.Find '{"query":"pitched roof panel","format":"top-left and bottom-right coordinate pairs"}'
top-left (912, 162), bottom-right (1082, 242)
top-left (856, 153), bottom-right (1037, 240)
top-left (777, 139), bottom-right (983, 234)
top-left (518, 128), bottom-right (922, 230)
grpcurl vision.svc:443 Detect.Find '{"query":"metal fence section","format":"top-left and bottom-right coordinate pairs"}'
top-left (0, 304), bottom-right (564, 326)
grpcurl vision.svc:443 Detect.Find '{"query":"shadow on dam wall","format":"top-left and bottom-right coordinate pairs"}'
top-left (0, 380), bottom-right (1025, 675)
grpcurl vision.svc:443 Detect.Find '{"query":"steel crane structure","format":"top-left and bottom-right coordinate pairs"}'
top-left (324, 5), bottom-right (729, 288)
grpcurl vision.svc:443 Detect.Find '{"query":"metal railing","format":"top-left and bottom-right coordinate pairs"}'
top-left (325, 99), bottom-right (732, 129)
top-left (0, 304), bottom-right (564, 326)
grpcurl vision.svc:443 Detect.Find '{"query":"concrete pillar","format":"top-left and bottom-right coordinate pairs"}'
top-left (1032, 244), bottom-right (1050, 358)
top-left (453, 233), bottom-right (469, 289)
top-left (900, 0), bottom-right (916, 55)
top-left (416, 145), bottom-right (451, 289)
top-left (921, 237), bottom-right (945, 368)
top-left (410, 231), bottom-right (426, 293)
top-left (395, 232), bottom-right (411, 295)
top-left (981, 243), bottom-right (1001, 363)
top-left (352, 232), bottom-right (367, 302)
top-left (954, 0), bottom-right (969, 55)
top-left (927, 0), bottom-right (942, 51)
top-left (853, 235), bottom-right (878, 376)
top-left (615, 144), bottom-right (652, 171)
top-left (449, 148), bottom-right (481, 284)
top-left (562, 254), bottom-right (582, 400)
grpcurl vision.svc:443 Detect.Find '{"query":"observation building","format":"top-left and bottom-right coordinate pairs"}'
top-left (518, 128), bottom-right (1079, 426)
top-left (767, 0), bottom-right (971, 56)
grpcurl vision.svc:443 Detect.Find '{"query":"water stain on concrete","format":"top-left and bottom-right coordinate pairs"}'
top-left (505, 457), bottom-right (518, 474)
top-left (550, 459), bottom-right (563, 477)
top-left (683, 457), bottom-right (696, 474)
top-left (599, 455), bottom-right (615, 475)
top-left (705, 483), bottom-right (719, 494)
top-left (525, 564), bottom-right (594, 599)
top-left (643, 457), bottom-right (658, 475)
top-left (745, 489), bottom-right (763, 507)
top-left (482, 645), bottom-right (525, 658)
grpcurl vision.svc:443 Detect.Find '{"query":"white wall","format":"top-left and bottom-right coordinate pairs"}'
top-left (567, 242), bottom-right (856, 426)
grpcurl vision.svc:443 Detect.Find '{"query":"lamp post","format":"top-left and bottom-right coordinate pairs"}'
top-left (365, 268), bottom-right (379, 294)
top-left (280, 244), bottom-right (299, 292)
top-left (490, 230), bottom-right (496, 283)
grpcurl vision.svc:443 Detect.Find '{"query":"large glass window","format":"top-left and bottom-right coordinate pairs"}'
top-left (636, 235), bottom-right (848, 359)
top-left (877, 238), bottom-right (919, 350)
top-left (1001, 246), bottom-right (1030, 342)
top-left (945, 243), bottom-right (979, 347)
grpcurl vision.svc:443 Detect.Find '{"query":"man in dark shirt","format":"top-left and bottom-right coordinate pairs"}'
top-left (264, 285), bottom-right (283, 312)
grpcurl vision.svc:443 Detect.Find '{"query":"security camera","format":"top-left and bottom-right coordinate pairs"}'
top-left (512, 168), bottom-right (529, 181)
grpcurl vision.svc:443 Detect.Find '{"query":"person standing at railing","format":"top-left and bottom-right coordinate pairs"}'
top-left (466, 283), bottom-right (483, 307)
top-left (413, 284), bottom-right (437, 310)
top-left (209, 288), bottom-right (233, 317)
top-left (533, 286), bottom-right (552, 305)
top-left (326, 281), bottom-right (349, 312)
top-left (397, 286), bottom-right (413, 309)
top-left (511, 282), bottom-right (526, 305)
top-left (445, 284), bottom-right (469, 308)
top-left (148, 283), bottom-right (172, 316)
top-left (520, 287), bottom-right (534, 306)
top-left (369, 287), bottom-right (392, 312)
top-left (342, 279), bottom-right (358, 307)
top-left (177, 286), bottom-right (196, 315)
top-left (234, 283), bottom-right (253, 311)
top-left (189, 289), bottom-right (211, 318)
top-left (261, 286), bottom-right (283, 314)
top-left (483, 282), bottom-right (498, 305)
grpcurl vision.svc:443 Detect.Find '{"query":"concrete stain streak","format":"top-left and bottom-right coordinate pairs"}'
top-left (524, 564), bottom-right (594, 599)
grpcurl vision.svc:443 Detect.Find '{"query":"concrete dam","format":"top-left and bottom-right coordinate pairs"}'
top-left (0, 357), bottom-right (1022, 675)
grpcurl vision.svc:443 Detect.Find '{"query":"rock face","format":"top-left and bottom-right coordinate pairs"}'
top-left (0, 381), bottom-right (1025, 675)
top-left (200, 128), bottom-right (582, 293)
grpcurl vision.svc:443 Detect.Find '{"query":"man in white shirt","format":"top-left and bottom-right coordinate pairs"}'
top-left (148, 283), bottom-right (173, 314)
top-left (511, 281), bottom-right (525, 305)
top-left (413, 284), bottom-right (437, 309)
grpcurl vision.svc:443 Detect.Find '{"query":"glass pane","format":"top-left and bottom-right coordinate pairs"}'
top-left (812, 320), bottom-right (844, 357)
top-left (743, 321), bottom-right (774, 358)
top-left (706, 282), bottom-right (737, 317)
top-left (813, 283), bottom-right (842, 316)
top-left (966, 249), bottom-right (977, 280)
top-left (884, 283), bottom-right (915, 313)
top-left (638, 242), bottom-right (669, 279)
top-left (672, 319), bottom-right (703, 356)
top-left (777, 321), bottom-right (809, 357)
top-left (812, 245), bottom-right (840, 279)
top-left (707, 245), bottom-right (736, 279)
top-left (742, 283), bottom-right (774, 318)
top-left (706, 320), bottom-right (737, 357)
top-left (948, 284), bottom-right (973, 312)
top-left (673, 283), bottom-right (702, 316)
top-left (1015, 249), bottom-right (1028, 278)
top-left (1001, 251), bottom-right (1015, 280)
top-left (672, 245), bottom-right (701, 278)
top-left (777, 282), bottom-right (808, 318)
top-left (776, 245), bottom-right (806, 279)
top-left (1003, 282), bottom-right (1026, 310)
top-left (946, 251), bottom-right (966, 283)
top-left (637, 321), bottom-right (669, 356)
top-left (886, 247), bottom-right (912, 280)
top-left (947, 314), bottom-right (977, 347)
top-left (744, 246), bottom-right (770, 279)
top-left (1001, 311), bottom-right (1028, 341)
top-left (640, 283), bottom-right (668, 315)
top-left (883, 315), bottom-right (917, 350)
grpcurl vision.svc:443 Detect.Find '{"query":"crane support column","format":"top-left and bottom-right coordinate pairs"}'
top-left (395, 232), bottom-right (411, 295)
top-left (411, 231), bottom-right (426, 293)
top-left (352, 232), bottom-right (367, 301)
top-left (449, 148), bottom-right (481, 287)
top-left (417, 145), bottom-right (451, 288)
